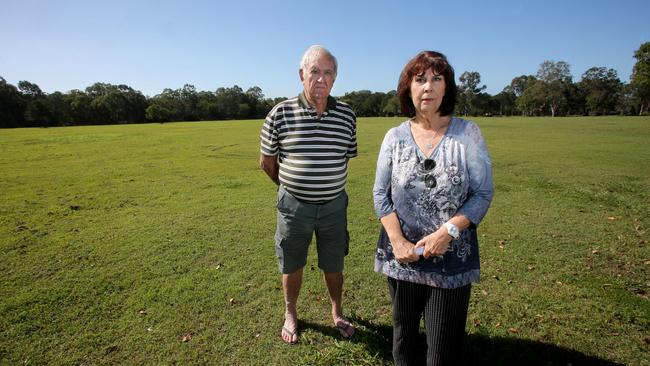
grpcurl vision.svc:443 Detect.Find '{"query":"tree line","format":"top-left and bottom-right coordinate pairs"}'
top-left (342, 42), bottom-right (649, 118)
top-left (1, 42), bottom-right (648, 128)
top-left (0, 80), bottom-right (287, 128)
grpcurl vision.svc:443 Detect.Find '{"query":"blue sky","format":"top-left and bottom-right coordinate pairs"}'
top-left (1, 0), bottom-right (648, 98)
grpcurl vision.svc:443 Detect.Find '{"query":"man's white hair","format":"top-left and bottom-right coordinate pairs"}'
top-left (300, 45), bottom-right (338, 79)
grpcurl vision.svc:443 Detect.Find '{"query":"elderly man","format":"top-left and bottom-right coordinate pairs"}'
top-left (259, 45), bottom-right (357, 344)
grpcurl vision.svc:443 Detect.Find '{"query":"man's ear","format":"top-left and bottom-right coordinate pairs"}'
top-left (299, 69), bottom-right (305, 82)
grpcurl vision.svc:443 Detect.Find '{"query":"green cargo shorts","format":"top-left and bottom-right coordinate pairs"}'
top-left (274, 185), bottom-right (350, 274)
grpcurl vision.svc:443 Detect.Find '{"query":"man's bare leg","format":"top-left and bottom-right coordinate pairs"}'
top-left (281, 268), bottom-right (303, 344)
top-left (324, 271), bottom-right (355, 338)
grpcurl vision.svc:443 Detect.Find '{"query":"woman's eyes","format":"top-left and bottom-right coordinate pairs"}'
top-left (415, 75), bottom-right (442, 83)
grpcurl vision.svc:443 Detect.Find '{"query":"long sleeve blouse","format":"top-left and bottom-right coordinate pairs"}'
top-left (373, 117), bottom-right (493, 288)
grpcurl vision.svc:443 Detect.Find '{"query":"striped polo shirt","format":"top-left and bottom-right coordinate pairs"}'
top-left (260, 92), bottom-right (357, 202)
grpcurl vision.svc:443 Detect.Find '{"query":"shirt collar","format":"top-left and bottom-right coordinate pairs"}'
top-left (298, 91), bottom-right (337, 112)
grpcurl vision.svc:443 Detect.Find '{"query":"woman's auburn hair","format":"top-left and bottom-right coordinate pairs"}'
top-left (397, 51), bottom-right (457, 117)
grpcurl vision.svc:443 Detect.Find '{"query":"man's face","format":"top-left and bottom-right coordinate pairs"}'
top-left (300, 55), bottom-right (336, 102)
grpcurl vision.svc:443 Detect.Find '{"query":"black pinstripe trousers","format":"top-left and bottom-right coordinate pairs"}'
top-left (388, 277), bottom-right (471, 366)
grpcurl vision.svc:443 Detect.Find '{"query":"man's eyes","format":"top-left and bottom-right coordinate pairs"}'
top-left (310, 69), bottom-right (334, 76)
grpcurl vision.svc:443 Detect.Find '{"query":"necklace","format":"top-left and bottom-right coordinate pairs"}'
top-left (411, 119), bottom-right (446, 149)
top-left (425, 131), bottom-right (439, 149)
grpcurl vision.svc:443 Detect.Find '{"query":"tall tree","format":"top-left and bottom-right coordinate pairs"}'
top-left (46, 92), bottom-right (72, 125)
top-left (180, 84), bottom-right (199, 120)
top-left (493, 89), bottom-right (517, 116)
top-left (146, 88), bottom-right (184, 122)
top-left (509, 75), bottom-right (536, 98)
top-left (67, 89), bottom-right (95, 124)
top-left (516, 79), bottom-right (546, 116)
top-left (18, 80), bottom-right (52, 126)
top-left (536, 60), bottom-right (572, 117)
top-left (537, 61), bottom-right (571, 83)
top-left (457, 71), bottom-right (486, 116)
top-left (196, 90), bottom-right (220, 120)
top-left (0, 77), bottom-right (26, 128)
top-left (340, 90), bottom-right (374, 116)
top-left (578, 67), bottom-right (621, 115)
top-left (564, 82), bottom-right (586, 116)
top-left (631, 42), bottom-right (650, 115)
top-left (508, 75), bottom-right (537, 115)
top-left (381, 90), bottom-right (400, 116)
top-left (246, 86), bottom-right (268, 118)
top-left (215, 85), bottom-right (245, 119)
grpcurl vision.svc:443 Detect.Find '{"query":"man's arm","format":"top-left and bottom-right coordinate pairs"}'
top-left (259, 153), bottom-right (280, 186)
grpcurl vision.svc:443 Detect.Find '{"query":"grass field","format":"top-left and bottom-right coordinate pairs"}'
top-left (1, 116), bottom-right (649, 365)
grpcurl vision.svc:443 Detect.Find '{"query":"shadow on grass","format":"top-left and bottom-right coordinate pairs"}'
top-left (302, 317), bottom-right (623, 366)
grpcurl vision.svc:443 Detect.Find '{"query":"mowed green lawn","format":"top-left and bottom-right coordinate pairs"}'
top-left (1, 117), bottom-right (649, 365)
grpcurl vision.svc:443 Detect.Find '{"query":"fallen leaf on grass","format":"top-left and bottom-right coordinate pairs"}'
top-left (495, 322), bottom-right (502, 329)
top-left (229, 298), bottom-right (236, 305)
top-left (610, 332), bottom-right (620, 336)
top-left (508, 327), bottom-right (519, 334)
top-left (138, 310), bottom-right (147, 316)
top-left (481, 289), bottom-right (488, 296)
top-left (368, 216), bottom-right (375, 221)
top-left (634, 224), bottom-right (646, 235)
top-left (607, 216), bottom-right (617, 221)
top-left (473, 319), bottom-right (481, 327)
top-left (180, 333), bottom-right (192, 342)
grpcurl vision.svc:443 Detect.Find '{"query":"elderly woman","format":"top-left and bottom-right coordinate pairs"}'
top-left (373, 51), bottom-right (493, 365)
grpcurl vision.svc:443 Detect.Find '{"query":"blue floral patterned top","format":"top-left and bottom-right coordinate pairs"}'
top-left (373, 118), bottom-right (493, 288)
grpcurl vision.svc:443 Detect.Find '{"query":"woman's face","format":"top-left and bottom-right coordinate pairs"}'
top-left (410, 68), bottom-right (446, 116)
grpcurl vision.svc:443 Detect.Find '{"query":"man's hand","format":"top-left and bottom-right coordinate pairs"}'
top-left (259, 154), bottom-right (280, 185)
